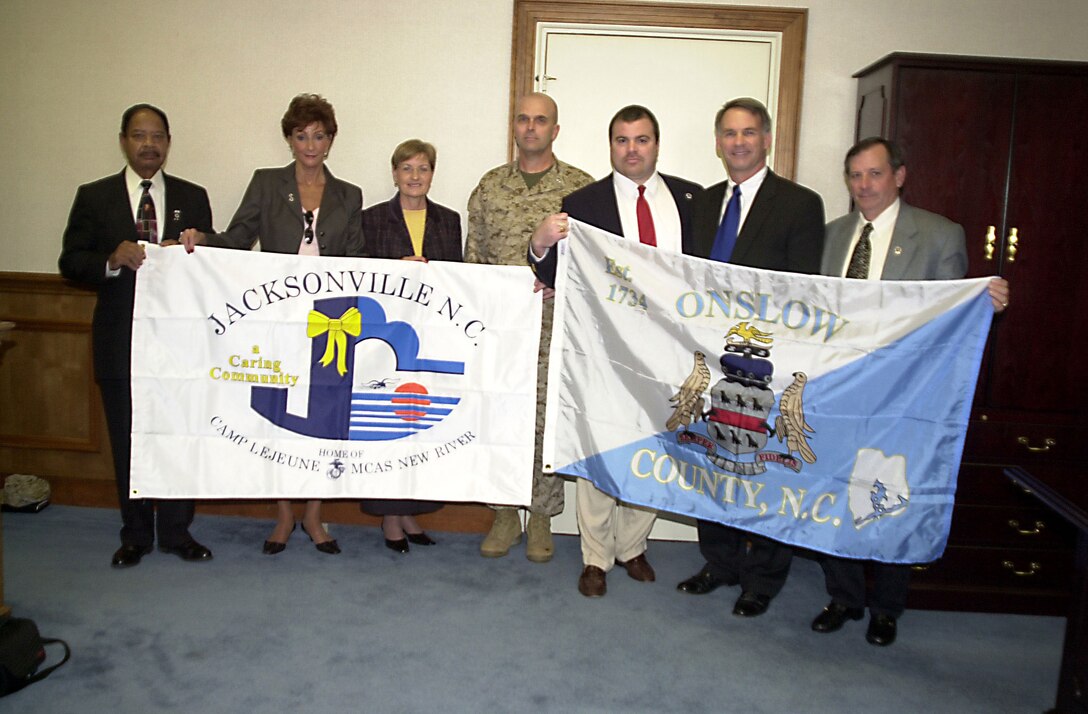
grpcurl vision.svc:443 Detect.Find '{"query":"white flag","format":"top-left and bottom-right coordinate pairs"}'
top-left (130, 245), bottom-right (540, 504)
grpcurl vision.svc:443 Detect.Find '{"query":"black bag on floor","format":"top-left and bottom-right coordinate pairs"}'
top-left (0, 617), bottom-right (70, 696)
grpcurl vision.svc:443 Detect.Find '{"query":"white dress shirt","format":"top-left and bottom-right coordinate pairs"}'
top-left (107, 166), bottom-right (165, 277)
top-left (834, 199), bottom-right (901, 280)
top-left (125, 166), bottom-right (165, 243)
top-left (612, 170), bottom-right (682, 254)
top-left (717, 165), bottom-right (769, 235)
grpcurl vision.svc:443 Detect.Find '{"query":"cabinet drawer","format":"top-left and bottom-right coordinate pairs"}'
top-left (948, 503), bottom-right (1075, 548)
top-left (954, 463), bottom-right (1046, 507)
top-left (910, 544), bottom-right (1074, 592)
top-left (963, 418), bottom-right (1079, 464)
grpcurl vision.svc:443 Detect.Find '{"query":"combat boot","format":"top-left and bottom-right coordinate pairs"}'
top-left (480, 508), bottom-right (522, 557)
top-left (525, 513), bottom-right (554, 563)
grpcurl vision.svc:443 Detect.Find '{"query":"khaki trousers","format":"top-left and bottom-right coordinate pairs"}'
top-left (576, 478), bottom-right (656, 571)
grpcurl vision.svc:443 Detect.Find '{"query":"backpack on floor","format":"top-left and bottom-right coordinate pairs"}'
top-left (0, 616), bottom-right (70, 696)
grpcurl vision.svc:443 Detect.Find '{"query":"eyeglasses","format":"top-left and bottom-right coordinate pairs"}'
top-left (304, 210), bottom-right (315, 244)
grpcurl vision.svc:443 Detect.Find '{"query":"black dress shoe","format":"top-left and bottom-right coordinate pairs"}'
top-left (111, 544), bottom-right (152, 568)
top-left (159, 540), bottom-right (213, 562)
top-left (732, 591), bottom-right (771, 617)
top-left (866, 614), bottom-right (898, 646)
top-left (385, 538), bottom-right (410, 553)
top-left (811, 601), bottom-right (865, 633)
top-left (405, 531), bottom-right (436, 546)
top-left (263, 523), bottom-right (296, 555)
top-left (677, 564), bottom-right (732, 594)
top-left (302, 523), bottom-right (341, 555)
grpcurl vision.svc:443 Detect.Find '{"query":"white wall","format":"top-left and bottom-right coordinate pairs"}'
top-left (2, 0), bottom-right (1086, 274)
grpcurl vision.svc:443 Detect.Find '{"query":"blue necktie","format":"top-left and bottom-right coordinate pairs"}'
top-left (709, 184), bottom-right (741, 263)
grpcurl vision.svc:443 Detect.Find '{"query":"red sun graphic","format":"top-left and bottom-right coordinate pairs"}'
top-left (392, 382), bottom-right (430, 422)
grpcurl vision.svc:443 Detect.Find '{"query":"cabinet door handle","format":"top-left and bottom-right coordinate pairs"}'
top-left (1002, 560), bottom-right (1040, 577)
top-left (984, 225), bottom-right (996, 261)
top-left (1005, 227), bottom-right (1018, 262)
top-left (1007, 519), bottom-right (1045, 536)
top-left (1016, 436), bottom-right (1056, 453)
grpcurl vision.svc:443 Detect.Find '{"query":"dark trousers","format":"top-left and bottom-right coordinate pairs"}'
top-left (819, 556), bottom-right (910, 618)
top-left (697, 520), bottom-right (792, 598)
top-left (99, 378), bottom-right (194, 548)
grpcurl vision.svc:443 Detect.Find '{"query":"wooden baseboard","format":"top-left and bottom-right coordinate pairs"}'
top-left (44, 474), bottom-right (496, 534)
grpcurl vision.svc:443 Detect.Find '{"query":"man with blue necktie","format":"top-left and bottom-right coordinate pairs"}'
top-left (678, 97), bottom-right (825, 618)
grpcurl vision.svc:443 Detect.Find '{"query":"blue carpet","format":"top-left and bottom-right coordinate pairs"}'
top-left (3, 506), bottom-right (1064, 712)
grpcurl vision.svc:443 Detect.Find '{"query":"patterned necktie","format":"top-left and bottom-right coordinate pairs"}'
top-left (846, 222), bottom-right (874, 279)
top-left (636, 185), bottom-right (656, 247)
top-left (710, 184), bottom-right (742, 263)
top-left (136, 179), bottom-right (158, 243)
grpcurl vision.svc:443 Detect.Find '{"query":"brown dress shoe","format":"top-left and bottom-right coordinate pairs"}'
top-left (578, 565), bottom-right (607, 597)
top-left (615, 553), bottom-right (656, 582)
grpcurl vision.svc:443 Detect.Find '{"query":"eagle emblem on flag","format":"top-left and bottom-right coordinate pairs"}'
top-left (668, 321), bottom-right (816, 476)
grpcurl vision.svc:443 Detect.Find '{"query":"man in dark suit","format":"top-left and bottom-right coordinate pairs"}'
top-left (530, 105), bottom-right (701, 597)
top-left (812, 137), bottom-right (1009, 646)
top-left (676, 97), bottom-right (825, 618)
top-left (58, 104), bottom-right (215, 568)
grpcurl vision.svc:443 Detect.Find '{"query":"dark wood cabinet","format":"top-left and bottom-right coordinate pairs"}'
top-left (854, 53), bottom-right (1088, 614)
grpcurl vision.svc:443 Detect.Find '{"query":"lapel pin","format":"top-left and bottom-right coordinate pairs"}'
top-left (173, 209), bottom-right (181, 222)
top-left (288, 193), bottom-right (295, 203)
top-left (893, 246), bottom-right (903, 255)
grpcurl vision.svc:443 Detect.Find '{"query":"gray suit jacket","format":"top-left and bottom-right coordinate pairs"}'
top-left (206, 163), bottom-right (364, 256)
top-left (822, 201), bottom-right (967, 280)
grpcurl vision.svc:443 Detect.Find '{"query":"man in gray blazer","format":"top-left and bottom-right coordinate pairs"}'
top-left (813, 137), bottom-right (1009, 646)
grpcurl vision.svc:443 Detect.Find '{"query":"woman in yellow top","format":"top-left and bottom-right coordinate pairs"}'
top-left (359, 139), bottom-right (462, 552)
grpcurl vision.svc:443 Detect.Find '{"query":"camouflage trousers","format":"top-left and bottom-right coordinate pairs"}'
top-left (491, 302), bottom-right (565, 517)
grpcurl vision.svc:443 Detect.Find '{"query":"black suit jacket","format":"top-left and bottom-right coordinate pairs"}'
top-left (59, 170), bottom-right (213, 381)
top-left (533, 172), bottom-right (701, 286)
top-left (361, 193), bottom-right (462, 262)
top-left (692, 170), bottom-right (824, 274)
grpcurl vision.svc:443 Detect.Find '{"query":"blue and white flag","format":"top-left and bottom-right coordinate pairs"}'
top-left (543, 221), bottom-right (993, 563)
top-left (130, 245), bottom-right (540, 504)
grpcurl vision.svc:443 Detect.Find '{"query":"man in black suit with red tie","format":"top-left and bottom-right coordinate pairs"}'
top-left (530, 104), bottom-right (701, 598)
top-left (529, 104), bottom-right (700, 288)
top-left (676, 97), bottom-right (825, 617)
top-left (59, 104), bottom-right (215, 568)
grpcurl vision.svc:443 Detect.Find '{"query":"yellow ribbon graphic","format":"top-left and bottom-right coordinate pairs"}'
top-left (306, 307), bottom-right (362, 376)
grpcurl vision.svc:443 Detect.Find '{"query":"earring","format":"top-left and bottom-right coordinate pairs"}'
top-left (324, 152), bottom-right (329, 158)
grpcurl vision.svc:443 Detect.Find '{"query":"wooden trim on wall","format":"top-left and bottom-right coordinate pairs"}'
top-left (510, 0), bottom-right (808, 179)
top-left (34, 473), bottom-right (495, 534)
top-left (0, 317), bottom-right (100, 452)
top-left (0, 272), bottom-right (109, 478)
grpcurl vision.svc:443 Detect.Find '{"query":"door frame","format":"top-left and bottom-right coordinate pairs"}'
top-left (510, 0), bottom-right (809, 179)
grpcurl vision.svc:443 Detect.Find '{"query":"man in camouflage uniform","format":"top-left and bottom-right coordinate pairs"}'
top-left (465, 92), bottom-right (593, 562)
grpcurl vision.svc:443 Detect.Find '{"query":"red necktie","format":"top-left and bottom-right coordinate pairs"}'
top-left (636, 185), bottom-right (656, 247)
